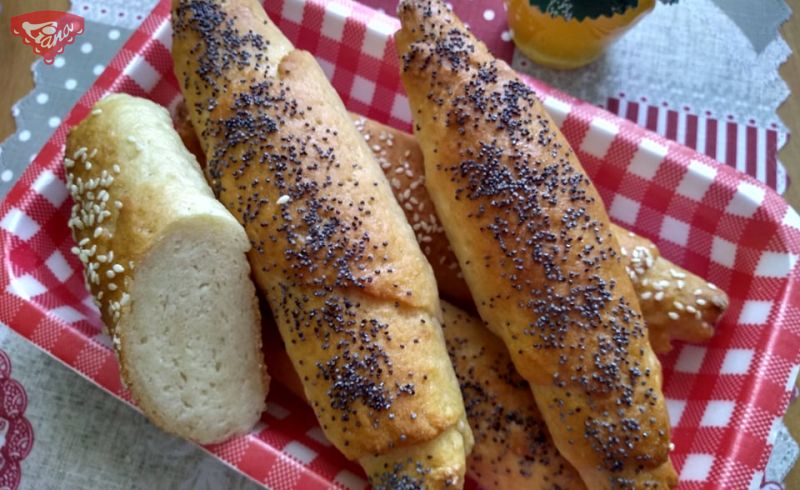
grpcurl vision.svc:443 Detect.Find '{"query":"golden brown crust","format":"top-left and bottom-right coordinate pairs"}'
top-left (396, 0), bottom-right (676, 487)
top-left (172, 0), bottom-right (470, 482)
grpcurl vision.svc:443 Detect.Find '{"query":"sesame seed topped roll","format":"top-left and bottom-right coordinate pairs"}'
top-left (614, 228), bottom-right (728, 352)
top-left (171, 0), bottom-right (472, 487)
top-left (65, 93), bottom-right (268, 444)
top-left (396, 0), bottom-right (677, 487)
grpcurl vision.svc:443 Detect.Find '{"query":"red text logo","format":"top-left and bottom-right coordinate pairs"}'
top-left (10, 11), bottom-right (85, 64)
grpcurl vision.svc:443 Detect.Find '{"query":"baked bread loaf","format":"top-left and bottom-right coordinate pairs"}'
top-left (175, 104), bottom-right (729, 353)
top-left (172, 0), bottom-right (472, 487)
top-left (65, 93), bottom-right (267, 444)
top-left (396, 0), bottom-right (677, 487)
top-left (352, 116), bottom-right (728, 352)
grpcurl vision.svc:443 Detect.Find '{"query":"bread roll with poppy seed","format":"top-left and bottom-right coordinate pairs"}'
top-left (175, 105), bottom-right (729, 352)
top-left (172, 0), bottom-right (472, 487)
top-left (351, 117), bottom-right (728, 352)
top-left (65, 93), bottom-right (268, 444)
top-left (396, 1), bottom-right (677, 487)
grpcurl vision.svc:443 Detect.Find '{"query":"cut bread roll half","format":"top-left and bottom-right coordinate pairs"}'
top-left (65, 93), bottom-right (268, 444)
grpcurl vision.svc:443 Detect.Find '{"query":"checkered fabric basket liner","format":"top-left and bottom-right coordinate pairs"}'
top-left (1, 0), bottom-right (798, 488)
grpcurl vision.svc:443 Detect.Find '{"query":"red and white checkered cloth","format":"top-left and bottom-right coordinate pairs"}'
top-left (0, 0), bottom-right (798, 488)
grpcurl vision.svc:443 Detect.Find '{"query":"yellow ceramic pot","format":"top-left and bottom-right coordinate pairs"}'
top-left (507, 0), bottom-right (656, 69)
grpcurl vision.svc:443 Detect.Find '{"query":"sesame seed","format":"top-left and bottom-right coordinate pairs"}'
top-left (673, 301), bottom-right (684, 311)
top-left (696, 298), bottom-right (707, 306)
top-left (654, 291), bottom-right (665, 301)
top-left (73, 147), bottom-right (87, 160)
top-left (113, 164), bottom-right (121, 174)
top-left (668, 311), bottom-right (679, 320)
top-left (640, 291), bottom-right (652, 300)
top-left (669, 269), bottom-right (687, 279)
top-left (94, 227), bottom-right (104, 238)
top-left (108, 283), bottom-right (117, 291)
top-left (112, 264), bottom-right (124, 273)
top-left (276, 195), bottom-right (290, 205)
top-left (105, 270), bottom-right (116, 279)
top-left (676, 279), bottom-right (685, 289)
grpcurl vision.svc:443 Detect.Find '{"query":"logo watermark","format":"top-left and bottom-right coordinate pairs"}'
top-left (10, 11), bottom-right (85, 64)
